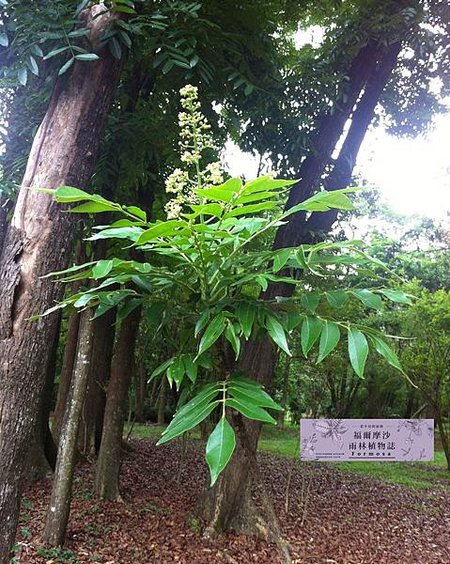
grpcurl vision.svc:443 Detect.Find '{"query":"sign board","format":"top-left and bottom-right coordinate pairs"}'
top-left (300, 419), bottom-right (434, 462)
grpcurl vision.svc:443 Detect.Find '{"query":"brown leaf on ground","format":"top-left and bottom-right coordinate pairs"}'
top-left (14, 439), bottom-right (450, 564)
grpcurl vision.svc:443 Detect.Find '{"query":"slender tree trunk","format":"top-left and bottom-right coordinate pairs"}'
top-left (274, 40), bottom-right (381, 250)
top-left (278, 357), bottom-right (291, 427)
top-left (135, 365), bottom-right (147, 423)
top-left (300, 42), bottom-right (402, 242)
top-left (78, 308), bottom-right (116, 456)
top-left (95, 306), bottom-right (142, 500)
top-left (0, 7), bottom-right (123, 559)
top-left (157, 377), bottom-right (167, 426)
top-left (52, 312), bottom-right (81, 444)
top-left (42, 309), bottom-right (94, 546)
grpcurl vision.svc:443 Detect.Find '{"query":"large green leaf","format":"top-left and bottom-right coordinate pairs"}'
top-left (206, 417), bottom-right (236, 486)
top-left (196, 313), bottom-right (226, 358)
top-left (228, 381), bottom-right (282, 411)
top-left (326, 290), bottom-right (348, 308)
top-left (88, 227), bottom-right (143, 242)
top-left (135, 220), bottom-right (181, 245)
top-left (348, 328), bottom-right (369, 378)
top-left (300, 316), bottom-right (322, 357)
top-left (157, 400), bottom-right (219, 444)
top-left (71, 201), bottom-right (119, 214)
top-left (226, 398), bottom-right (277, 424)
top-left (301, 291), bottom-right (321, 313)
top-left (242, 176), bottom-right (297, 194)
top-left (225, 201), bottom-right (277, 218)
top-left (380, 289), bottom-right (412, 305)
top-left (273, 248), bottom-right (291, 273)
top-left (317, 320), bottom-right (340, 362)
top-left (92, 260), bottom-right (113, 279)
top-left (235, 302), bottom-right (256, 339)
top-left (351, 289), bottom-right (383, 310)
top-left (175, 383), bottom-right (222, 419)
top-left (225, 323), bottom-right (241, 360)
top-left (265, 313), bottom-right (291, 355)
top-left (53, 186), bottom-right (92, 202)
top-left (369, 335), bottom-right (404, 372)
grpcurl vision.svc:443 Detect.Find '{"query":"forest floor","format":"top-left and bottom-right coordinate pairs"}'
top-left (14, 426), bottom-right (450, 564)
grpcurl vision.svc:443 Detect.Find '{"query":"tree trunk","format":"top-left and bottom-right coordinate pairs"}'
top-left (135, 365), bottom-right (147, 423)
top-left (300, 42), bottom-right (402, 242)
top-left (0, 7), bottom-right (123, 559)
top-left (157, 376), bottom-right (167, 426)
top-left (197, 336), bottom-right (277, 535)
top-left (25, 312), bottom-right (61, 482)
top-left (78, 308), bottom-right (116, 456)
top-left (273, 39), bottom-right (381, 250)
top-left (42, 309), bottom-right (94, 546)
top-left (52, 311), bottom-right (81, 445)
top-left (94, 306), bottom-right (142, 500)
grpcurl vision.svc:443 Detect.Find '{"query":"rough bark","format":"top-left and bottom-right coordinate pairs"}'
top-left (42, 309), bottom-right (94, 546)
top-left (94, 306), bottom-right (142, 500)
top-left (78, 308), bottom-right (116, 456)
top-left (0, 7), bottom-right (123, 559)
top-left (25, 312), bottom-right (61, 482)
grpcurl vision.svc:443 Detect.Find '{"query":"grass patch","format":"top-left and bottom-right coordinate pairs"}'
top-left (335, 454), bottom-right (449, 490)
top-left (124, 423), bottom-right (166, 440)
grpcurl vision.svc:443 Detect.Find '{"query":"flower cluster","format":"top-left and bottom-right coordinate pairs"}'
top-left (164, 85), bottom-right (224, 219)
top-left (178, 84), bottom-right (213, 166)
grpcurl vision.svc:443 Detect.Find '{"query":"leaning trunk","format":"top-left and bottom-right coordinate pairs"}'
top-left (42, 309), bottom-right (94, 546)
top-left (95, 306), bottom-right (142, 500)
top-left (0, 7), bottom-right (123, 559)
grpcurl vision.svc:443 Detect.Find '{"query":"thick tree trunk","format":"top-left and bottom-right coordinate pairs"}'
top-left (95, 306), bottom-right (142, 500)
top-left (197, 337), bottom-right (277, 534)
top-left (42, 309), bottom-right (94, 546)
top-left (25, 313), bottom-right (61, 482)
top-left (0, 7), bottom-right (123, 559)
top-left (78, 308), bottom-right (116, 456)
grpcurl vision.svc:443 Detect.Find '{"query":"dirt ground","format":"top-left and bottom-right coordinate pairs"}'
top-left (14, 439), bottom-right (450, 564)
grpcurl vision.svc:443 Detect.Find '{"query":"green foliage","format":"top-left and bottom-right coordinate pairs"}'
top-left (44, 87), bottom-right (409, 485)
